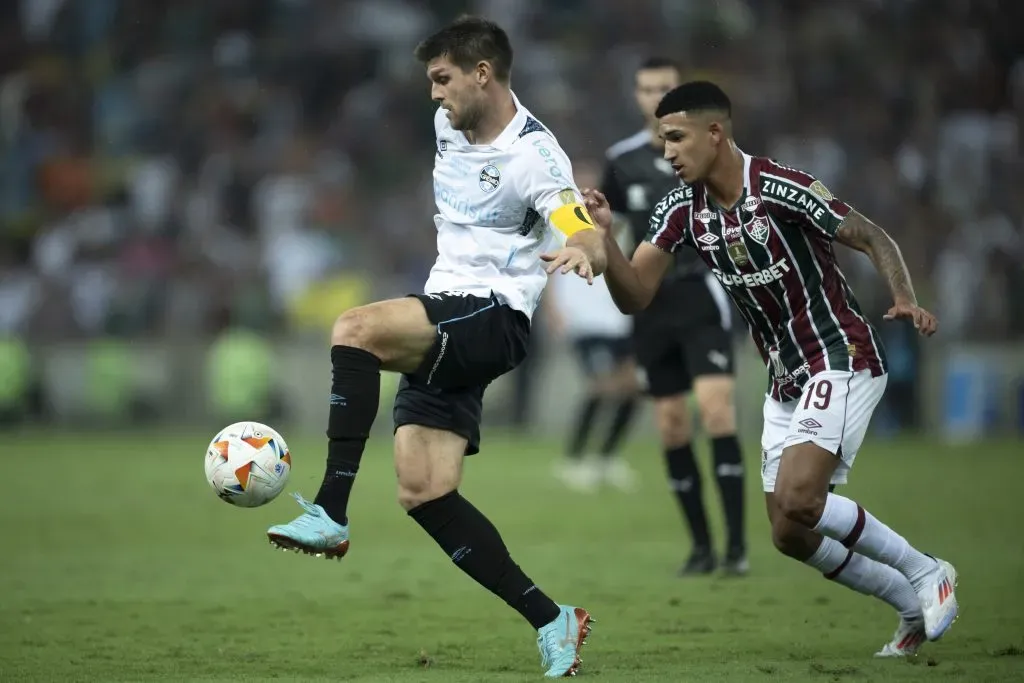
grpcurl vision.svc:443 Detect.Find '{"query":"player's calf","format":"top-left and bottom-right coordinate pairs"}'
top-left (776, 445), bottom-right (958, 641)
top-left (398, 425), bottom-right (566, 636)
top-left (767, 494), bottom-right (928, 654)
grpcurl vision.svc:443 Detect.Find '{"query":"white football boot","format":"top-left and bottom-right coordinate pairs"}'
top-left (875, 616), bottom-right (926, 658)
top-left (916, 558), bottom-right (959, 641)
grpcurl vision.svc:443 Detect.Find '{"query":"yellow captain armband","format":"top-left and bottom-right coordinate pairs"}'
top-left (550, 202), bottom-right (596, 238)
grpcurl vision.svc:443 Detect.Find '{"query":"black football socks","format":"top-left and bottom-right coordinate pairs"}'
top-left (665, 444), bottom-right (712, 550)
top-left (600, 397), bottom-right (638, 457)
top-left (711, 435), bottom-right (746, 554)
top-left (566, 395), bottom-right (601, 459)
top-left (313, 345), bottom-right (381, 524)
top-left (409, 490), bottom-right (561, 629)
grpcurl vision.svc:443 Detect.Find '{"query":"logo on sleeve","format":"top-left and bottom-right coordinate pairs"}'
top-left (809, 180), bottom-right (834, 202)
top-left (532, 139), bottom-right (564, 179)
top-left (558, 188), bottom-right (577, 205)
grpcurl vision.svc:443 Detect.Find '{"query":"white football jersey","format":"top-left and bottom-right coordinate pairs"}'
top-left (425, 92), bottom-right (590, 318)
top-left (548, 272), bottom-right (631, 339)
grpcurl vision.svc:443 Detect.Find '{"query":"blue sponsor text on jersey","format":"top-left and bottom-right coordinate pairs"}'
top-left (433, 180), bottom-right (519, 225)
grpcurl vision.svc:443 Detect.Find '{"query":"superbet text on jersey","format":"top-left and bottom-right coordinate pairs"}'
top-left (647, 154), bottom-right (887, 401)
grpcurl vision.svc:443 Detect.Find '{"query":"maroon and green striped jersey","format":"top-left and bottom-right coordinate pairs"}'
top-left (647, 154), bottom-right (887, 401)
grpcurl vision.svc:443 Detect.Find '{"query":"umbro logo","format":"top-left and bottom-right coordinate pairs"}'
top-left (696, 232), bottom-right (720, 245)
top-left (799, 418), bottom-right (823, 430)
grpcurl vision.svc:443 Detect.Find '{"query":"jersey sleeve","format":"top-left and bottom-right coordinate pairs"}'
top-left (513, 135), bottom-right (596, 243)
top-left (646, 186), bottom-right (694, 253)
top-left (759, 162), bottom-right (853, 240)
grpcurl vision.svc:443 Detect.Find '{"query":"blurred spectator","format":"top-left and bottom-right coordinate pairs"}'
top-left (0, 0), bottom-right (1018, 345)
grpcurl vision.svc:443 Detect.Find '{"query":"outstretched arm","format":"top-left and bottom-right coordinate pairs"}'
top-left (604, 237), bottom-right (672, 314)
top-left (583, 188), bottom-right (671, 314)
top-left (835, 211), bottom-right (937, 335)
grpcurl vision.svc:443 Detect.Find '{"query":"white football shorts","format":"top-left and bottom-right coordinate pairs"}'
top-left (760, 369), bottom-right (888, 492)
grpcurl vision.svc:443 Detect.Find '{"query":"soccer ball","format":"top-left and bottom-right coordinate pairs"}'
top-left (205, 421), bottom-right (291, 507)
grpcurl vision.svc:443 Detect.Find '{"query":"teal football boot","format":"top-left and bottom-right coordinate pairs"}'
top-left (267, 493), bottom-right (349, 559)
top-left (536, 605), bottom-right (593, 677)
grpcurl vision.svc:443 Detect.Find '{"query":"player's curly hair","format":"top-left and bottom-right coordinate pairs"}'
top-left (414, 15), bottom-right (513, 83)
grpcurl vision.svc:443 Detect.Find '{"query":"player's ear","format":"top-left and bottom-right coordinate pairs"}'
top-left (475, 60), bottom-right (491, 86)
top-left (707, 120), bottom-right (723, 146)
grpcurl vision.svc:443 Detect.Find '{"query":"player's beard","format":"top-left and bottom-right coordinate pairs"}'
top-left (451, 99), bottom-right (483, 132)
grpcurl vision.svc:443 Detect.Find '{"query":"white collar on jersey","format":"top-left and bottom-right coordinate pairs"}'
top-left (741, 150), bottom-right (752, 193)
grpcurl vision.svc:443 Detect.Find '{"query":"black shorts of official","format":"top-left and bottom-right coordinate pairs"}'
top-left (393, 292), bottom-right (530, 455)
top-left (572, 335), bottom-right (633, 376)
top-left (633, 276), bottom-right (735, 398)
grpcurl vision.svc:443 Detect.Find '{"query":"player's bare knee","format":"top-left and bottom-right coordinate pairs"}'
top-left (697, 400), bottom-right (736, 437)
top-left (396, 471), bottom-right (457, 511)
top-left (397, 481), bottom-right (429, 511)
top-left (611, 363), bottom-right (640, 398)
top-left (770, 517), bottom-right (818, 560)
top-left (331, 307), bottom-right (378, 352)
top-left (694, 378), bottom-right (736, 437)
top-left (655, 397), bottom-right (691, 447)
top-left (774, 481), bottom-right (826, 529)
top-left (589, 375), bottom-right (615, 397)
top-left (770, 518), bottom-right (801, 557)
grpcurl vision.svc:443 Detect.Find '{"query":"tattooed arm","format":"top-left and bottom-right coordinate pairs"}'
top-left (835, 211), bottom-right (937, 335)
top-left (835, 211), bottom-right (916, 304)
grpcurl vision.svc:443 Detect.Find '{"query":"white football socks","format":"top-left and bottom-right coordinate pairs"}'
top-left (806, 536), bottom-right (922, 621)
top-left (814, 492), bottom-right (937, 590)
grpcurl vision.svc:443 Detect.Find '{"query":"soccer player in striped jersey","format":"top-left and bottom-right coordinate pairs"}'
top-left (588, 81), bottom-right (957, 657)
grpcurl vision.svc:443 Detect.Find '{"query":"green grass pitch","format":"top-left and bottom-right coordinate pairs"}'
top-left (1, 428), bottom-right (1022, 682)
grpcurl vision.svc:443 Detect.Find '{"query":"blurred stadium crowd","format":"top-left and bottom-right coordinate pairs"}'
top-left (0, 0), bottom-right (1021, 346)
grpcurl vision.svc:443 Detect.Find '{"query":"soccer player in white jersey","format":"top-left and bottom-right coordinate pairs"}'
top-left (265, 16), bottom-right (603, 678)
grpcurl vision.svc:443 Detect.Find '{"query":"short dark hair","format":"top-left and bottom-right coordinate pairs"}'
top-left (414, 15), bottom-right (513, 82)
top-left (638, 56), bottom-right (681, 73)
top-left (655, 81), bottom-right (732, 118)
